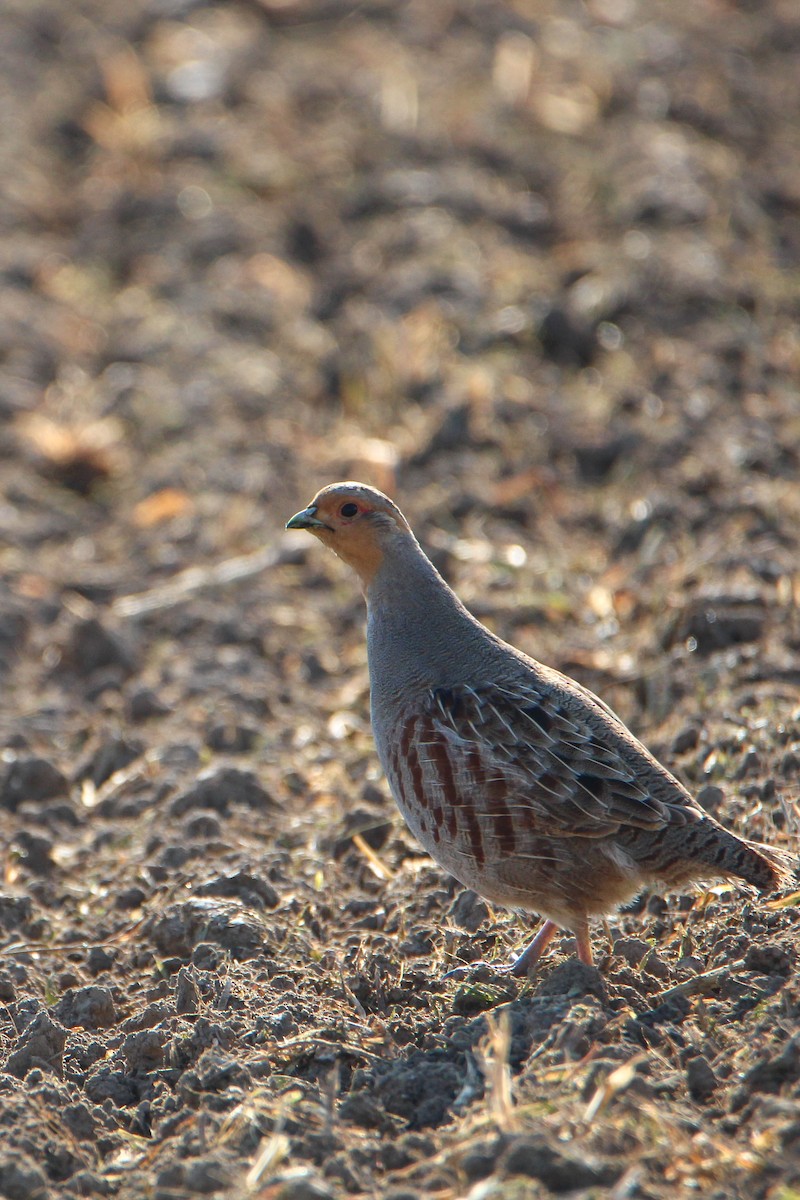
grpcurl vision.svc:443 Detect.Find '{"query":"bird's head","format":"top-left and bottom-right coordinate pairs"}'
top-left (286, 481), bottom-right (412, 584)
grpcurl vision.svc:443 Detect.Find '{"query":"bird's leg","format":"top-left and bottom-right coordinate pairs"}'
top-left (511, 917), bottom-right (594, 974)
top-left (443, 918), bottom-right (558, 981)
top-left (444, 917), bottom-right (593, 981)
top-left (574, 918), bottom-right (593, 966)
top-left (509, 919), bottom-right (559, 976)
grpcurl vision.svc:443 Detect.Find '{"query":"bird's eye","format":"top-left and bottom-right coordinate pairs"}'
top-left (340, 502), bottom-right (359, 518)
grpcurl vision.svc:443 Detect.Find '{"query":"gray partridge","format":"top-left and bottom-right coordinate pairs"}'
top-left (287, 482), bottom-right (793, 973)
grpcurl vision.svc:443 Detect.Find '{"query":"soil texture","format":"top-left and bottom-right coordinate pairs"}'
top-left (1, 1), bottom-right (800, 1198)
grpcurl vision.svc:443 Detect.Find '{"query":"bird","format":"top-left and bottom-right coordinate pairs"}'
top-left (286, 482), bottom-right (794, 974)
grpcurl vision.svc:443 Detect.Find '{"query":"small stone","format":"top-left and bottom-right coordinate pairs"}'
top-left (333, 805), bottom-right (393, 854)
top-left (265, 1009), bottom-right (296, 1038)
top-left (183, 1159), bottom-right (234, 1194)
top-left (119, 1002), bottom-right (170, 1035)
top-left (169, 766), bottom-right (276, 816)
top-left (612, 937), bottom-right (652, 968)
top-left (641, 950), bottom-right (670, 981)
top-left (284, 770), bottom-right (307, 795)
top-left (180, 1049), bottom-right (251, 1096)
top-left (192, 943), bottom-right (223, 970)
top-left (175, 966), bottom-right (201, 1014)
top-left (127, 686), bottom-right (171, 721)
top-left (665, 597), bottom-right (765, 654)
top-left (155, 1164), bottom-right (185, 1191)
top-left (63, 1102), bottom-right (97, 1141)
top-left (696, 784), bottom-right (725, 814)
top-left (41, 800), bottom-right (82, 828)
top-left (0, 895), bottom-right (34, 931)
top-left (671, 724), bottom-right (700, 754)
top-left (338, 1091), bottom-right (386, 1130)
top-left (86, 946), bottom-right (116, 976)
top-left (735, 746), bottom-right (761, 779)
top-left (744, 944), bottom-right (792, 976)
top-left (123, 1029), bottom-right (166, 1072)
top-left (13, 831), bottom-right (54, 873)
top-left (501, 1133), bottom-right (617, 1190)
top-left (184, 812), bottom-right (222, 840)
top-left (67, 617), bottom-right (137, 678)
top-left (146, 898), bottom-right (268, 960)
top-left (84, 1067), bottom-right (139, 1107)
top-left (779, 750), bottom-right (800, 778)
top-left (535, 960), bottom-right (607, 1002)
top-left (5, 1008), bottom-right (68, 1079)
top-left (0, 1153), bottom-right (49, 1200)
top-left (449, 889), bottom-right (491, 932)
top-left (195, 870), bottom-right (279, 910)
top-left (115, 885), bottom-right (147, 911)
top-left (739, 1037), bottom-right (800, 1101)
top-left (686, 1054), bottom-right (718, 1102)
top-left (1, 757), bottom-right (68, 811)
top-left (573, 433), bottom-right (633, 482)
top-left (538, 305), bottom-right (597, 370)
top-left (461, 1138), bottom-right (505, 1181)
top-left (54, 985), bottom-right (116, 1030)
top-left (66, 1169), bottom-right (113, 1195)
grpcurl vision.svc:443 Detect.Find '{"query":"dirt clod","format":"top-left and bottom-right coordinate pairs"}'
top-left (501, 1134), bottom-right (619, 1191)
top-left (686, 1054), bottom-right (718, 1102)
top-left (65, 618), bottom-right (138, 680)
top-left (1, 759), bottom-right (68, 811)
top-left (169, 768), bottom-right (276, 817)
top-left (54, 987), bottom-right (116, 1031)
top-left (5, 1009), bottom-right (68, 1080)
top-left (146, 899), bottom-right (270, 961)
top-left (0, 1154), bottom-right (49, 1200)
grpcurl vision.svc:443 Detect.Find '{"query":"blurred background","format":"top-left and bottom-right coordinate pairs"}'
top-left (2, 0), bottom-right (799, 527)
top-left (1, 0), bottom-right (799, 735)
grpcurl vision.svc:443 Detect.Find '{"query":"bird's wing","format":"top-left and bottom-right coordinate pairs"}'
top-left (425, 681), bottom-right (694, 839)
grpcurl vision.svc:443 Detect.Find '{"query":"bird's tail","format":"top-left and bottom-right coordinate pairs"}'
top-left (737, 839), bottom-right (797, 892)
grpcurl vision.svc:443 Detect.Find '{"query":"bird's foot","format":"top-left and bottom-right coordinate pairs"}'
top-left (444, 919), bottom-right (593, 982)
top-left (442, 958), bottom-right (519, 982)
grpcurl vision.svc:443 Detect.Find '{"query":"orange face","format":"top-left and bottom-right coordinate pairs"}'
top-left (286, 481), bottom-right (410, 583)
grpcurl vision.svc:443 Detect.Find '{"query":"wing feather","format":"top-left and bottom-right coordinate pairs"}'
top-left (426, 681), bottom-right (689, 839)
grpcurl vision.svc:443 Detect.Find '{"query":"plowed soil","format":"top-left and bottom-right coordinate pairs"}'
top-left (1, 2), bottom-right (800, 1198)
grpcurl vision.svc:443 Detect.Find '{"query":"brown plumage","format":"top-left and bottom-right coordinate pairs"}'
top-left (287, 482), bottom-right (794, 973)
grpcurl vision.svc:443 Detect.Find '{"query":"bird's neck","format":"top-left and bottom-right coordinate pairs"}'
top-left (365, 535), bottom-right (491, 699)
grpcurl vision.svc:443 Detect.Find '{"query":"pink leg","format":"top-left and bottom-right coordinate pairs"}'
top-left (575, 919), bottom-right (594, 966)
top-left (510, 919), bottom-right (559, 976)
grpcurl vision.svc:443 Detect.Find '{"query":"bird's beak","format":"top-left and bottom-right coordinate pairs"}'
top-left (286, 505), bottom-right (329, 531)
